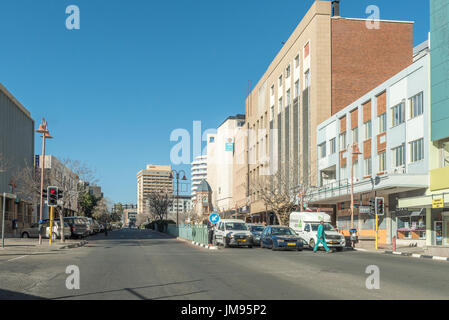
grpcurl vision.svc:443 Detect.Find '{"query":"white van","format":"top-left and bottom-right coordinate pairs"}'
top-left (289, 212), bottom-right (345, 251)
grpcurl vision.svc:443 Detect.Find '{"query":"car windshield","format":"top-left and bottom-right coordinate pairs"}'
top-left (311, 223), bottom-right (335, 232)
top-left (225, 223), bottom-right (247, 231)
top-left (250, 226), bottom-right (265, 232)
top-left (271, 227), bottom-right (295, 236)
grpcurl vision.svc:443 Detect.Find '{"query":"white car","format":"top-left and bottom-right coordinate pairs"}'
top-left (289, 211), bottom-right (346, 251)
top-left (213, 219), bottom-right (254, 248)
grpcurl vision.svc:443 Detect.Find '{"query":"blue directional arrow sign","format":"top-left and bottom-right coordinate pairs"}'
top-left (209, 213), bottom-right (220, 224)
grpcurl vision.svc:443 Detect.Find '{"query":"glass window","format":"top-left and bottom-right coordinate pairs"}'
top-left (295, 80), bottom-right (300, 98)
top-left (295, 55), bottom-right (300, 68)
top-left (364, 158), bottom-right (372, 176)
top-left (397, 214), bottom-right (426, 240)
top-left (440, 139), bottom-right (449, 168)
top-left (279, 75), bottom-right (283, 87)
top-left (364, 121), bottom-right (372, 140)
top-left (304, 70), bottom-right (310, 88)
top-left (270, 105), bottom-right (274, 121)
top-left (410, 138), bottom-right (424, 163)
top-left (340, 132), bottom-right (346, 150)
top-left (270, 85), bottom-right (274, 96)
top-left (392, 102), bottom-right (405, 127)
top-left (319, 142), bottom-right (326, 159)
top-left (378, 113), bottom-right (387, 133)
top-left (330, 138), bottom-right (336, 154)
top-left (340, 167), bottom-right (347, 180)
top-left (352, 127), bottom-right (359, 144)
top-left (410, 92), bottom-right (423, 118)
top-left (286, 89), bottom-right (291, 106)
top-left (392, 144), bottom-right (405, 167)
top-left (379, 152), bottom-right (386, 172)
top-left (286, 65), bottom-right (291, 78)
top-left (278, 97), bottom-right (283, 112)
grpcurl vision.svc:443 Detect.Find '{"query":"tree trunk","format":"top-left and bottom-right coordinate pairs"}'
top-left (59, 209), bottom-right (65, 243)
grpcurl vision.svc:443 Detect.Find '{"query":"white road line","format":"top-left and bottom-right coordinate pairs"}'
top-left (7, 255), bottom-right (27, 262)
top-left (433, 256), bottom-right (448, 261)
top-left (392, 252), bottom-right (402, 255)
top-left (412, 254), bottom-right (422, 258)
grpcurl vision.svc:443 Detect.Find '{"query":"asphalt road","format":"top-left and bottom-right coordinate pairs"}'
top-left (0, 228), bottom-right (448, 300)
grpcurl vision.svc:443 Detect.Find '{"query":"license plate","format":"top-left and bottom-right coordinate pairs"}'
top-left (287, 242), bottom-right (296, 246)
top-left (238, 239), bottom-right (246, 242)
top-left (329, 241), bottom-right (338, 244)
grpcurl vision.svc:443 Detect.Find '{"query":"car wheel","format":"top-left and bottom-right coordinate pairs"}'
top-left (248, 245), bottom-right (253, 249)
top-left (336, 247), bottom-right (344, 252)
top-left (224, 238), bottom-right (229, 248)
top-left (309, 239), bottom-right (315, 250)
top-left (297, 248), bottom-right (303, 252)
top-left (21, 232), bottom-right (29, 238)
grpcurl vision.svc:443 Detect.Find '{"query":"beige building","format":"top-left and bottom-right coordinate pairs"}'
top-left (243, 0), bottom-right (413, 220)
top-left (137, 164), bottom-right (172, 215)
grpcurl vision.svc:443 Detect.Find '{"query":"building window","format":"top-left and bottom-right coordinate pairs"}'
top-left (271, 85), bottom-right (274, 96)
top-left (279, 75), bottom-right (283, 87)
top-left (410, 92), bottom-right (424, 119)
top-left (352, 127), bottom-right (359, 144)
top-left (379, 152), bottom-right (386, 172)
top-left (295, 55), bottom-right (300, 68)
top-left (286, 65), bottom-right (291, 78)
top-left (439, 139), bottom-right (449, 168)
top-left (340, 167), bottom-right (346, 180)
top-left (392, 102), bottom-right (405, 127)
top-left (396, 214), bottom-right (426, 240)
top-left (304, 70), bottom-right (310, 88)
top-left (340, 132), bottom-right (347, 150)
top-left (304, 42), bottom-right (310, 58)
top-left (278, 97), bottom-right (283, 112)
top-left (392, 144), bottom-right (405, 167)
top-left (286, 89), bottom-right (291, 106)
top-left (378, 113), bottom-right (387, 133)
top-left (209, 137), bottom-right (215, 143)
top-left (364, 121), bottom-right (372, 140)
top-left (330, 138), bottom-right (336, 154)
top-left (270, 105), bottom-right (274, 121)
top-left (364, 158), bottom-right (372, 176)
top-left (319, 142), bottom-right (326, 159)
top-left (353, 160), bottom-right (359, 178)
top-left (295, 80), bottom-right (300, 98)
top-left (410, 138), bottom-right (424, 163)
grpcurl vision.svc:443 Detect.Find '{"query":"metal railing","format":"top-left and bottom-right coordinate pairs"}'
top-left (167, 224), bottom-right (209, 246)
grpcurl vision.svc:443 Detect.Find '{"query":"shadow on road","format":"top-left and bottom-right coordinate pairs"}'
top-left (0, 289), bottom-right (48, 300)
top-left (51, 279), bottom-right (204, 300)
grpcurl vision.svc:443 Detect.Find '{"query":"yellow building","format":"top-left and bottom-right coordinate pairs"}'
top-left (137, 165), bottom-right (172, 215)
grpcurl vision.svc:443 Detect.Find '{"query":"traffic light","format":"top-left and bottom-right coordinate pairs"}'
top-left (369, 198), bottom-right (375, 215)
top-left (47, 186), bottom-right (58, 207)
top-left (57, 190), bottom-right (64, 200)
top-left (42, 188), bottom-right (48, 200)
top-left (375, 197), bottom-right (385, 216)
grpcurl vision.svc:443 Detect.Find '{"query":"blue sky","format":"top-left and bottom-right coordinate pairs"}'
top-left (0, 0), bottom-right (430, 204)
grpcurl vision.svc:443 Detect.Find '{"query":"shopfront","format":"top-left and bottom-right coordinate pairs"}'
top-left (393, 209), bottom-right (426, 246)
top-left (429, 210), bottom-right (449, 246)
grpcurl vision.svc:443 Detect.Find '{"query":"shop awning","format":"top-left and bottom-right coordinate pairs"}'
top-left (398, 193), bottom-right (449, 209)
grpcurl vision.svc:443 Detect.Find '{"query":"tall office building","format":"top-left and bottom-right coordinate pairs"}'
top-left (191, 155), bottom-right (207, 202)
top-left (137, 164), bottom-right (172, 215)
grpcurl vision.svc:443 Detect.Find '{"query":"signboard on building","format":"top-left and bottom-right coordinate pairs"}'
top-left (359, 206), bottom-right (372, 214)
top-left (225, 142), bottom-right (234, 152)
top-left (433, 198), bottom-right (444, 209)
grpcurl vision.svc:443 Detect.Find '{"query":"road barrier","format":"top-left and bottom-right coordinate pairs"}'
top-left (167, 224), bottom-right (209, 246)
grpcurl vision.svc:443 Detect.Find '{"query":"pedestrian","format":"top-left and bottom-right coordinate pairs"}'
top-left (208, 223), bottom-right (215, 245)
top-left (314, 220), bottom-right (332, 253)
top-left (262, 221), bottom-right (267, 227)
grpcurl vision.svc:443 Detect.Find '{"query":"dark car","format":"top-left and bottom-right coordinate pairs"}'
top-left (247, 224), bottom-right (265, 246)
top-left (64, 217), bottom-right (89, 239)
top-left (260, 226), bottom-right (304, 251)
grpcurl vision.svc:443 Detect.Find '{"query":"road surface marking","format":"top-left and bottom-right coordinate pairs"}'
top-left (7, 255), bottom-right (27, 262)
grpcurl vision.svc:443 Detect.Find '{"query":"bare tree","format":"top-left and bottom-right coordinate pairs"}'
top-left (251, 162), bottom-right (317, 226)
top-left (92, 197), bottom-right (109, 224)
top-left (14, 159), bottom-right (41, 206)
top-left (146, 189), bottom-right (174, 230)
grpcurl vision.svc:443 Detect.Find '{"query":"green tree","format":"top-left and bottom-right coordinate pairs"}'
top-left (78, 191), bottom-right (97, 217)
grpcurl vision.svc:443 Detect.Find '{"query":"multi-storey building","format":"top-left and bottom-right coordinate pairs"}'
top-left (191, 155), bottom-right (207, 202)
top-left (244, 0), bottom-right (413, 221)
top-left (0, 83), bottom-right (35, 234)
top-left (311, 42), bottom-right (430, 247)
top-left (207, 114), bottom-right (245, 215)
top-left (395, 0), bottom-right (449, 256)
top-left (167, 195), bottom-right (192, 223)
top-left (137, 164), bottom-right (172, 215)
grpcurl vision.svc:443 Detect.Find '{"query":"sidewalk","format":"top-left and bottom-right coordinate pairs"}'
top-left (353, 245), bottom-right (449, 262)
top-left (0, 238), bottom-right (88, 254)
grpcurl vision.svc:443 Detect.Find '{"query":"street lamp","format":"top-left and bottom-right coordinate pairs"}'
top-left (36, 118), bottom-right (52, 245)
top-left (349, 143), bottom-right (362, 229)
top-left (169, 170), bottom-right (187, 225)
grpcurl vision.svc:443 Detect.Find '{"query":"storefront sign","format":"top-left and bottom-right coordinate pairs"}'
top-left (433, 198), bottom-right (444, 209)
top-left (359, 206), bottom-right (372, 214)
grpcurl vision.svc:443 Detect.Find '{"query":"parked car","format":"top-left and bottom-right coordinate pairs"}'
top-left (82, 217), bottom-right (94, 235)
top-left (289, 212), bottom-right (345, 252)
top-left (21, 221), bottom-right (71, 240)
top-left (64, 217), bottom-right (89, 239)
top-left (99, 223), bottom-right (105, 233)
top-left (260, 226), bottom-right (304, 251)
top-left (213, 219), bottom-right (253, 248)
top-left (246, 224), bottom-right (266, 246)
top-left (92, 219), bottom-right (101, 233)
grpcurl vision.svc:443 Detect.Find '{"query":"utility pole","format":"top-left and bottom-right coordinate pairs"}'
top-left (36, 119), bottom-right (52, 245)
top-left (349, 144), bottom-right (362, 229)
top-left (170, 170), bottom-right (187, 225)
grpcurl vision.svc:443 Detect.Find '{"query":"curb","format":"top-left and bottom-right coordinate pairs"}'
top-left (354, 247), bottom-right (449, 262)
top-left (59, 240), bottom-right (88, 250)
top-left (176, 237), bottom-right (218, 250)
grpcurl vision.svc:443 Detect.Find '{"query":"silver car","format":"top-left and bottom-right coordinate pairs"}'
top-left (21, 221), bottom-right (71, 240)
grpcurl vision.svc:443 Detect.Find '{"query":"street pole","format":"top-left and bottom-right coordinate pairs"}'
top-left (350, 146), bottom-right (355, 230)
top-left (49, 206), bottom-right (53, 245)
top-left (39, 134), bottom-right (46, 245)
top-left (375, 213), bottom-right (379, 250)
top-left (176, 174), bottom-right (179, 226)
top-left (2, 193), bottom-right (5, 248)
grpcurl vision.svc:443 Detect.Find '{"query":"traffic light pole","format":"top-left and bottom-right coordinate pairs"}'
top-left (375, 213), bottom-right (379, 250)
top-left (39, 136), bottom-right (46, 245)
top-left (49, 206), bottom-right (54, 245)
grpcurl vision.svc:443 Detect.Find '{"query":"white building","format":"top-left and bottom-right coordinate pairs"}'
top-left (191, 155), bottom-right (207, 202)
top-left (311, 42), bottom-right (430, 247)
top-left (207, 115), bottom-right (245, 214)
top-left (168, 195), bottom-right (192, 223)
